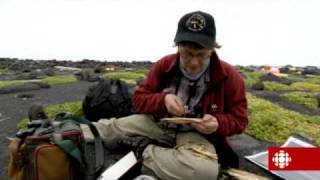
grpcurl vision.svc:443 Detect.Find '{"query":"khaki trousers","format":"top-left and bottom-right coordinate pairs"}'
top-left (94, 114), bottom-right (219, 180)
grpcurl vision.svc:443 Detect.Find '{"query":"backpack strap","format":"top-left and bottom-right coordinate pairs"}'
top-left (54, 114), bottom-right (104, 177)
top-left (56, 139), bottom-right (84, 166)
top-left (68, 116), bottom-right (104, 175)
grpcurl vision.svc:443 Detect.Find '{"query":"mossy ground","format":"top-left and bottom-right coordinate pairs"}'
top-left (247, 93), bottom-right (320, 145)
top-left (18, 101), bottom-right (83, 129)
top-left (0, 75), bottom-right (78, 88)
top-left (16, 69), bottom-right (320, 145)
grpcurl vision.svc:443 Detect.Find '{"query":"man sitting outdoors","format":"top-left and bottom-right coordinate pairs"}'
top-left (94, 10), bottom-right (248, 180)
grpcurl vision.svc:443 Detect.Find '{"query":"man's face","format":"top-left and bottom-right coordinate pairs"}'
top-left (178, 45), bottom-right (213, 75)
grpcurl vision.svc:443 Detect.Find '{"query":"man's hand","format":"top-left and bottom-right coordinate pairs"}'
top-left (164, 94), bottom-right (185, 116)
top-left (191, 114), bottom-right (219, 134)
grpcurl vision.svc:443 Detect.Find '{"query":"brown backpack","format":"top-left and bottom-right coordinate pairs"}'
top-left (8, 138), bottom-right (76, 180)
top-left (8, 117), bottom-right (104, 180)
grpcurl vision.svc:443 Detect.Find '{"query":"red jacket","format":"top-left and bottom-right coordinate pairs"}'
top-left (133, 52), bottom-right (248, 167)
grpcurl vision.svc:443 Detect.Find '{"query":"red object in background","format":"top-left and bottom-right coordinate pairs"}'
top-left (268, 147), bottom-right (320, 170)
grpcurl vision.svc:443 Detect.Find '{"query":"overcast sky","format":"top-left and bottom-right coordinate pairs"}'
top-left (0, 0), bottom-right (319, 66)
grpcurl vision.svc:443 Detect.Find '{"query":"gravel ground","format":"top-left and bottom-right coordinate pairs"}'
top-left (0, 81), bottom-right (280, 179)
top-left (0, 81), bottom-right (95, 178)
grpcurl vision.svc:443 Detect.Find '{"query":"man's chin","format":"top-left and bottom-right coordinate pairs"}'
top-left (186, 69), bottom-right (200, 75)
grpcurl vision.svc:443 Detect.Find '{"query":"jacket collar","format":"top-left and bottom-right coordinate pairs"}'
top-left (165, 52), bottom-right (228, 85)
top-left (209, 51), bottom-right (228, 85)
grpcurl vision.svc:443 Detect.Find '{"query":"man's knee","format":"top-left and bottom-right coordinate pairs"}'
top-left (177, 144), bottom-right (219, 179)
top-left (176, 153), bottom-right (219, 180)
top-left (163, 157), bottom-right (219, 180)
top-left (143, 145), bottom-right (219, 180)
top-left (191, 160), bottom-right (219, 180)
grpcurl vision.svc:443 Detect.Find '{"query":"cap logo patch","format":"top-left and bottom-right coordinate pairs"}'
top-left (186, 13), bottom-right (206, 32)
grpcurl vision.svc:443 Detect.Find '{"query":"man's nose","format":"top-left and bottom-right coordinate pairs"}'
top-left (189, 56), bottom-right (200, 65)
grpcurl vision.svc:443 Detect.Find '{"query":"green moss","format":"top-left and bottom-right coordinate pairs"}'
top-left (247, 93), bottom-right (320, 145)
top-left (104, 71), bottom-right (145, 81)
top-left (0, 68), bottom-right (9, 73)
top-left (133, 68), bottom-right (149, 75)
top-left (41, 75), bottom-right (78, 85)
top-left (17, 101), bottom-right (83, 129)
top-left (290, 82), bottom-right (320, 92)
top-left (263, 80), bottom-right (320, 92)
top-left (0, 80), bottom-right (31, 88)
top-left (17, 118), bottom-right (29, 130)
top-left (243, 71), bottom-right (264, 87)
top-left (0, 75), bottom-right (78, 89)
top-left (263, 81), bottom-right (291, 91)
top-left (45, 101), bottom-right (83, 117)
top-left (285, 74), bottom-right (304, 83)
top-left (283, 92), bottom-right (319, 110)
top-left (304, 76), bottom-right (320, 85)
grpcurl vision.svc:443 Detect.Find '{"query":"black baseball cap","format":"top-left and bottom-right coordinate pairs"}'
top-left (174, 11), bottom-right (216, 48)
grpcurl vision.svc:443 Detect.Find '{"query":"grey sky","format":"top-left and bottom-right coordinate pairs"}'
top-left (0, 0), bottom-right (319, 66)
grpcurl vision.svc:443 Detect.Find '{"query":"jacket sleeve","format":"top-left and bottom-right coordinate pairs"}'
top-left (132, 58), bottom-right (170, 116)
top-left (214, 71), bottom-right (248, 136)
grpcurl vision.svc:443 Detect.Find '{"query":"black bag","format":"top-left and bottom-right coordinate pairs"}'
top-left (82, 79), bottom-right (134, 122)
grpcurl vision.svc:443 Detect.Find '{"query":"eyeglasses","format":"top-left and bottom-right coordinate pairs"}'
top-left (179, 47), bottom-right (212, 61)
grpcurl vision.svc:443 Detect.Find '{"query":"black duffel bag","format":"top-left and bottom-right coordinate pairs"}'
top-left (83, 79), bottom-right (134, 122)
